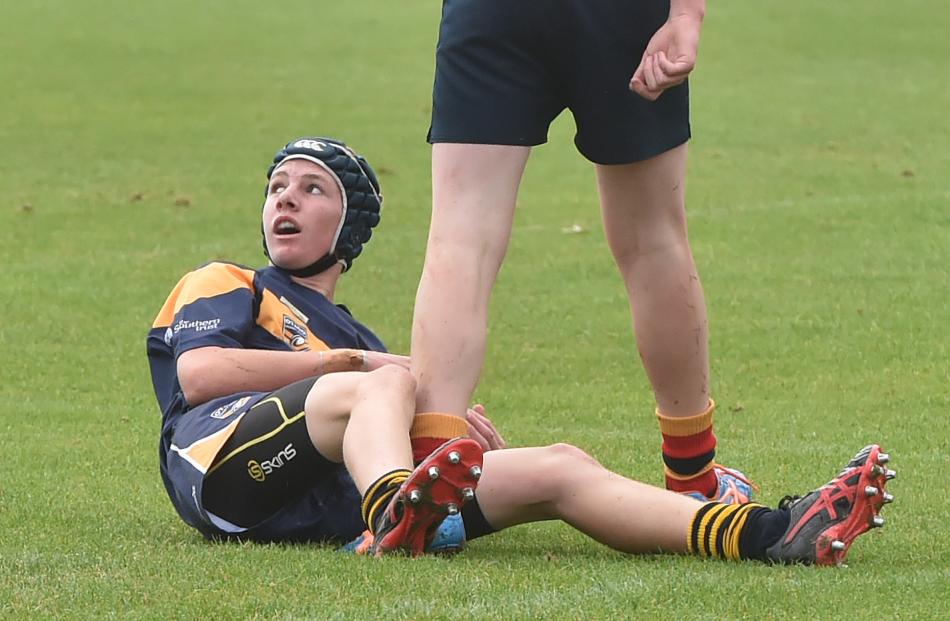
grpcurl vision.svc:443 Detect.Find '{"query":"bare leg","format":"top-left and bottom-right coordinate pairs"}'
top-left (595, 143), bottom-right (709, 416)
top-left (475, 444), bottom-right (701, 553)
top-left (411, 143), bottom-right (531, 416)
top-left (303, 366), bottom-right (416, 494)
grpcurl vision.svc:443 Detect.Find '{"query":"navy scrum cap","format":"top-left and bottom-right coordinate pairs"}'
top-left (263, 137), bottom-right (382, 276)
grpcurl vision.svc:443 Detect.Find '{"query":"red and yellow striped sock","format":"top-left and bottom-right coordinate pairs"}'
top-left (409, 412), bottom-right (468, 465)
top-left (658, 400), bottom-right (718, 497)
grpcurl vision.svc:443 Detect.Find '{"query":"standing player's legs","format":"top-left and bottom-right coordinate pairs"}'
top-left (595, 146), bottom-right (731, 499)
top-left (412, 0), bottom-right (563, 461)
top-left (596, 145), bottom-right (706, 418)
top-left (556, 0), bottom-right (741, 501)
top-left (409, 143), bottom-right (530, 459)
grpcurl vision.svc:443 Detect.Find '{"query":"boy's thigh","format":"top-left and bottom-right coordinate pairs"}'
top-left (201, 377), bottom-right (343, 530)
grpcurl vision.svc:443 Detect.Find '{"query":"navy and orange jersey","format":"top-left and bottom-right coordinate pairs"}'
top-left (146, 261), bottom-right (386, 443)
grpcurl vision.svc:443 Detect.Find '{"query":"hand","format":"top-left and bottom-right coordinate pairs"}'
top-left (630, 13), bottom-right (703, 101)
top-left (360, 351), bottom-right (411, 372)
top-left (466, 404), bottom-right (506, 452)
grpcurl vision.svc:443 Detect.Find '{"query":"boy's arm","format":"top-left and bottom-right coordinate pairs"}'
top-left (177, 346), bottom-right (409, 406)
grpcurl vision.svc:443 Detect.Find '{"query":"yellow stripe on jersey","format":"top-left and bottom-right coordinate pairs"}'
top-left (152, 262), bottom-right (256, 328)
top-left (257, 288), bottom-right (330, 352)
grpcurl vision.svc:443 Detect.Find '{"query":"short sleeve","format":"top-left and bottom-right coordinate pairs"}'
top-left (152, 263), bottom-right (258, 358)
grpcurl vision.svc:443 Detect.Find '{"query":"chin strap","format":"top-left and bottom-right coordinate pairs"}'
top-left (278, 253), bottom-right (346, 277)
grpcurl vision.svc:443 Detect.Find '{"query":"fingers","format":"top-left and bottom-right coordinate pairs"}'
top-left (630, 79), bottom-right (655, 100)
top-left (363, 351), bottom-right (411, 371)
top-left (656, 50), bottom-right (692, 78)
top-left (469, 415), bottom-right (498, 450)
top-left (645, 54), bottom-right (660, 91)
top-left (630, 52), bottom-right (690, 101)
top-left (630, 56), bottom-right (646, 93)
top-left (630, 56), bottom-right (660, 101)
top-left (388, 354), bottom-right (412, 370)
top-left (466, 421), bottom-right (492, 452)
top-left (466, 407), bottom-right (506, 450)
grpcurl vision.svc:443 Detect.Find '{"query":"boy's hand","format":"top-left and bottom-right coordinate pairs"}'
top-left (630, 12), bottom-right (703, 101)
top-left (466, 404), bottom-right (506, 451)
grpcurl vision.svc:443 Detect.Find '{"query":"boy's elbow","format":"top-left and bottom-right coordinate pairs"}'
top-left (177, 348), bottom-right (216, 406)
top-left (179, 380), bottom-right (208, 407)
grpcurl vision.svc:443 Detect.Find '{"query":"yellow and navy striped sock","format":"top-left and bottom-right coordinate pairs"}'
top-left (687, 501), bottom-right (774, 560)
top-left (360, 468), bottom-right (411, 535)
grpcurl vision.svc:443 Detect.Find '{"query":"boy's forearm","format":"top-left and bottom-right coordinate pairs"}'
top-left (177, 346), bottom-right (365, 406)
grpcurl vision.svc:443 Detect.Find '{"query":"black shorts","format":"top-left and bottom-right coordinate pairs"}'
top-left (428, 0), bottom-right (690, 164)
top-left (164, 377), bottom-right (364, 543)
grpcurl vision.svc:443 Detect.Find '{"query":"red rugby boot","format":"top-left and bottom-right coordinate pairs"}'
top-left (766, 444), bottom-right (894, 566)
top-left (370, 437), bottom-right (483, 557)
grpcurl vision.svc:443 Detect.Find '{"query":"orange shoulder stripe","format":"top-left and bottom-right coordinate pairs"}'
top-left (152, 262), bottom-right (256, 328)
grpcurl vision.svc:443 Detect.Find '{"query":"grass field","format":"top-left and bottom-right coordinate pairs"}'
top-left (1, 1), bottom-right (948, 619)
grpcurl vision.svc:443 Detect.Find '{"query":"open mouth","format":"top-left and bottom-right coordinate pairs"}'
top-left (273, 216), bottom-right (301, 236)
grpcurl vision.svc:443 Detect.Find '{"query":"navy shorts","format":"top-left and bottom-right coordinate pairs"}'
top-left (428, 0), bottom-right (690, 164)
top-left (163, 377), bottom-right (364, 543)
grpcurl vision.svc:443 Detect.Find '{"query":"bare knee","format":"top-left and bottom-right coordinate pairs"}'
top-left (307, 366), bottom-right (416, 437)
top-left (544, 443), bottom-right (600, 470)
top-left (357, 365), bottom-right (416, 401)
top-left (311, 366), bottom-right (416, 414)
top-left (534, 443), bottom-right (602, 497)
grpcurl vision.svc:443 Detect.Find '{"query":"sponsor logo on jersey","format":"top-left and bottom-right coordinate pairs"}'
top-left (172, 317), bottom-right (221, 334)
top-left (247, 443), bottom-right (297, 482)
top-left (282, 315), bottom-right (310, 351)
top-left (209, 396), bottom-right (251, 420)
top-left (164, 327), bottom-right (174, 346)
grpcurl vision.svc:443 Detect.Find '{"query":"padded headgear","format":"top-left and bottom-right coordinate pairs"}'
top-left (263, 137), bottom-right (382, 276)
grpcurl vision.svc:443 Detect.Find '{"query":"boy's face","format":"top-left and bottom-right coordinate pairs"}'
top-left (262, 158), bottom-right (345, 270)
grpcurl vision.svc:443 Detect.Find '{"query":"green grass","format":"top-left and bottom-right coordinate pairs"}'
top-left (1, 0), bottom-right (948, 618)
